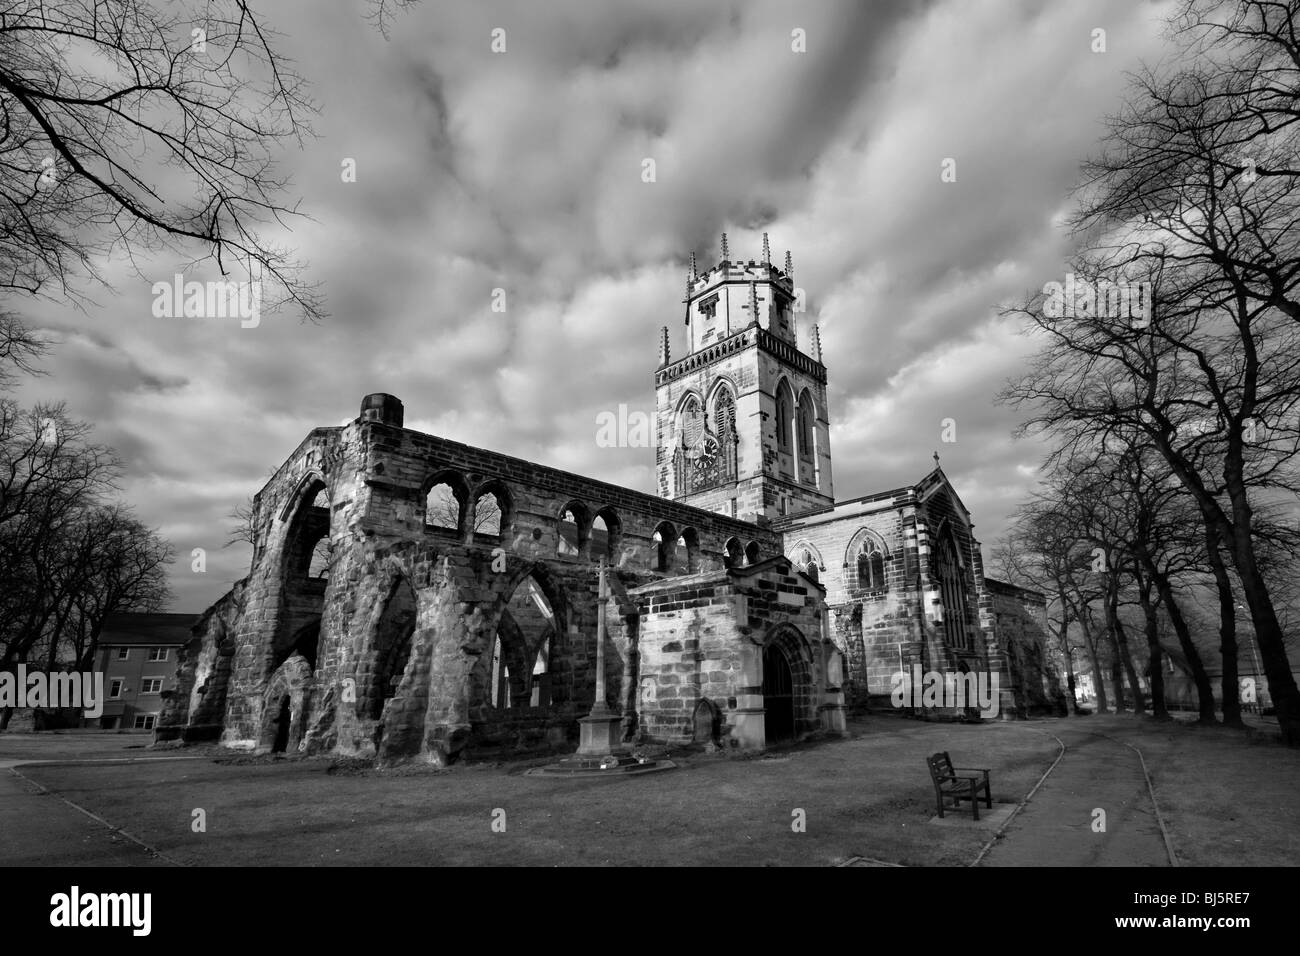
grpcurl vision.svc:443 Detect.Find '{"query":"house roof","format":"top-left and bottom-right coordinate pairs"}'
top-left (99, 612), bottom-right (197, 646)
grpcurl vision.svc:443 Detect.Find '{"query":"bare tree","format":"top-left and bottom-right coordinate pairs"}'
top-left (0, 0), bottom-right (323, 318)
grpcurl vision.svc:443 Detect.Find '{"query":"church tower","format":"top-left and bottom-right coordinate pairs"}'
top-left (655, 234), bottom-right (834, 524)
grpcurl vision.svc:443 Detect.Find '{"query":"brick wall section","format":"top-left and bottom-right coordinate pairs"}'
top-left (169, 396), bottom-right (787, 763)
top-left (777, 469), bottom-right (1024, 718)
top-left (631, 558), bottom-right (844, 748)
top-left (987, 578), bottom-right (1068, 716)
top-left (156, 580), bottom-right (245, 742)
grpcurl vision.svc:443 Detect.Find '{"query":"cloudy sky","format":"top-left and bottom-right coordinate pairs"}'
top-left (15, 0), bottom-right (1179, 614)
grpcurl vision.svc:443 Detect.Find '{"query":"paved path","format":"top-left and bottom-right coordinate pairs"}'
top-left (0, 764), bottom-right (170, 866)
top-left (0, 738), bottom-right (205, 866)
top-left (978, 726), bottom-right (1171, 867)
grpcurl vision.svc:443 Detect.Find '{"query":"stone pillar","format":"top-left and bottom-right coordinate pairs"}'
top-left (578, 559), bottom-right (623, 755)
top-left (819, 642), bottom-right (847, 735)
top-left (422, 599), bottom-right (492, 766)
top-left (730, 637), bottom-right (766, 750)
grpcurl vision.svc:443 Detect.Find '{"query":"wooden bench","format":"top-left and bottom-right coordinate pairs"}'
top-left (925, 751), bottom-right (992, 820)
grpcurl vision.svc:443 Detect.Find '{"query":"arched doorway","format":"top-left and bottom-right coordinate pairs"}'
top-left (271, 695), bottom-right (292, 753)
top-left (762, 643), bottom-right (795, 743)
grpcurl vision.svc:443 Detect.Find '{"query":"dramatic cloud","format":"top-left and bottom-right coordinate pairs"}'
top-left (11, 0), bottom-right (1177, 612)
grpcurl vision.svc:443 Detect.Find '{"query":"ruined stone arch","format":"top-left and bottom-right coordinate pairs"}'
top-left (590, 506), bottom-right (622, 564)
top-left (277, 470), bottom-right (328, 522)
top-left (358, 572), bottom-right (419, 722)
top-left (744, 540), bottom-right (762, 566)
top-left (679, 527), bottom-right (700, 572)
top-left (723, 536), bottom-right (744, 568)
top-left (481, 559), bottom-right (570, 707)
top-left (468, 477), bottom-right (513, 541)
top-left (259, 652), bottom-right (314, 753)
top-left (501, 559), bottom-right (569, 625)
top-left (556, 499), bottom-right (591, 559)
top-left (652, 520), bottom-right (677, 572)
top-left (277, 618), bottom-right (320, 673)
top-left (422, 469), bottom-right (470, 534)
top-left (260, 473), bottom-right (331, 685)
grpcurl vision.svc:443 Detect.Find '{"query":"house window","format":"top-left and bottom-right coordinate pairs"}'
top-left (109, 679), bottom-right (124, 699)
top-left (133, 715), bottom-right (157, 730)
top-left (115, 647), bottom-right (129, 661)
top-left (147, 648), bottom-right (168, 662)
top-left (141, 678), bottom-right (164, 694)
top-left (856, 540), bottom-right (887, 591)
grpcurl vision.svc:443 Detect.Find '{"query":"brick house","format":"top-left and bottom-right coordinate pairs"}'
top-left (85, 613), bottom-right (196, 731)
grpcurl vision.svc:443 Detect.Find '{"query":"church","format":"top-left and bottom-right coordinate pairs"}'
top-left (157, 237), bottom-right (1066, 762)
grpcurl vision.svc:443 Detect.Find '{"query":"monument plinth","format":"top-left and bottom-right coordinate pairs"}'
top-left (527, 558), bottom-right (674, 778)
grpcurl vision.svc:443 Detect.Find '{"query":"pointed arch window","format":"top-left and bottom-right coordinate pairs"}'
top-left (937, 531), bottom-right (971, 651)
top-left (856, 540), bottom-right (887, 591)
top-left (800, 549), bottom-right (820, 584)
top-left (775, 385), bottom-right (792, 452)
top-left (798, 398), bottom-right (815, 457)
top-left (713, 386), bottom-right (738, 483)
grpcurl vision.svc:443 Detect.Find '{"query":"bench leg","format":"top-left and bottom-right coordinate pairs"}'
top-left (970, 785), bottom-right (979, 820)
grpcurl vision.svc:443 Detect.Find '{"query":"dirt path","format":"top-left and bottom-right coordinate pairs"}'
top-left (978, 725), bottom-right (1172, 867)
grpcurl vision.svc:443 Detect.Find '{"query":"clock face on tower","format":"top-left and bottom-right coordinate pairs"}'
top-left (692, 435), bottom-right (720, 484)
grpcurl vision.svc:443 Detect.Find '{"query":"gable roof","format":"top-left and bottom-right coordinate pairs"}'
top-left (915, 465), bottom-right (973, 519)
top-left (99, 612), bottom-right (197, 646)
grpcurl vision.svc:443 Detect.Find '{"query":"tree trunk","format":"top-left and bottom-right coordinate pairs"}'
top-left (1206, 523), bottom-right (1242, 728)
top-left (1053, 587), bottom-right (1080, 715)
top-left (1076, 601), bottom-right (1107, 713)
top-left (1061, 620), bottom-right (1080, 715)
top-left (1231, 534), bottom-right (1300, 746)
top-left (1107, 577), bottom-right (1146, 715)
top-left (1137, 576), bottom-right (1168, 719)
top-left (1218, 444), bottom-right (1300, 744)
top-left (1154, 571), bottom-right (1217, 724)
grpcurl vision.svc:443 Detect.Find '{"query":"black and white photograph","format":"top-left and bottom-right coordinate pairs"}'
top-left (0, 0), bottom-right (1295, 926)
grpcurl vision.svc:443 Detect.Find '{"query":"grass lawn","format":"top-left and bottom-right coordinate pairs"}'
top-left (14, 717), bottom-right (1055, 866)
top-left (7, 713), bottom-right (1297, 866)
top-left (1105, 716), bottom-right (1300, 867)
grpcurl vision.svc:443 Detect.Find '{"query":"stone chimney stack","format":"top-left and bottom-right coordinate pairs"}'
top-left (360, 393), bottom-right (404, 427)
